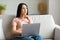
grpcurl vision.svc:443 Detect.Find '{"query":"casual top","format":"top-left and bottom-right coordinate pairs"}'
top-left (12, 17), bottom-right (29, 26)
top-left (12, 17), bottom-right (30, 36)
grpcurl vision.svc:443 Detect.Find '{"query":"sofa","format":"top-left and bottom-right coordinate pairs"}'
top-left (0, 15), bottom-right (60, 40)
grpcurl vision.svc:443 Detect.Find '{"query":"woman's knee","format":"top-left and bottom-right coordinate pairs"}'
top-left (35, 34), bottom-right (42, 40)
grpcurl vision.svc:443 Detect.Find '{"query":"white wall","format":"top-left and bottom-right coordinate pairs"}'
top-left (0, 0), bottom-right (60, 25)
top-left (49, 0), bottom-right (60, 25)
top-left (0, 0), bottom-right (40, 15)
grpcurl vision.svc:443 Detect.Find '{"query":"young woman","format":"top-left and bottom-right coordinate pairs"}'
top-left (12, 3), bottom-right (42, 40)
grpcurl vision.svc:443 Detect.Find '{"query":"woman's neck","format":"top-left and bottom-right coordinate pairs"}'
top-left (20, 15), bottom-right (25, 19)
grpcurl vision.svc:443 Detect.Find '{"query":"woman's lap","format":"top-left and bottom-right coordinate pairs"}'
top-left (13, 34), bottom-right (42, 40)
top-left (22, 37), bottom-right (34, 40)
top-left (34, 34), bottom-right (42, 40)
top-left (13, 36), bottom-right (34, 40)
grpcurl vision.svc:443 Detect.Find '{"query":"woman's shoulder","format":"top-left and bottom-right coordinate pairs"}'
top-left (13, 17), bottom-right (22, 22)
top-left (12, 17), bottom-right (19, 22)
top-left (13, 17), bottom-right (18, 20)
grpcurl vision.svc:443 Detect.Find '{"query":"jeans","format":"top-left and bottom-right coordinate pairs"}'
top-left (13, 34), bottom-right (42, 40)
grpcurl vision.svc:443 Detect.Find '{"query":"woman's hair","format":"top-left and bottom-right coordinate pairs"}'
top-left (16, 3), bottom-right (28, 17)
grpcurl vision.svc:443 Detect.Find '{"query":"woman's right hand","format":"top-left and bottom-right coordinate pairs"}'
top-left (17, 28), bottom-right (22, 34)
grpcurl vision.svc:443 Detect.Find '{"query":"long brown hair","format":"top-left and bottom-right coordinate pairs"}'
top-left (16, 3), bottom-right (28, 18)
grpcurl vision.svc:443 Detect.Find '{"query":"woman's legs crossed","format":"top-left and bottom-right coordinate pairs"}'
top-left (31, 34), bottom-right (42, 40)
top-left (35, 34), bottom-right (42, 40)
top-left (13, 36), bottom-right (34, 40)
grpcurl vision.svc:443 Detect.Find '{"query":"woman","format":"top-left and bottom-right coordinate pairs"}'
top-left (12, 3), bottom-right (42, 40)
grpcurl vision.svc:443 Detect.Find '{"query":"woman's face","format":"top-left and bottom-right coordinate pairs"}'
top-left (21, 5), bottom-right (27, 16)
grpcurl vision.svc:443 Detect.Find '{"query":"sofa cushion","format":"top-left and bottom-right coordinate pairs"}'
top-left (2, 15), bottom-right (15, 39)
top-left (29, 15), bottom-right (55, 39)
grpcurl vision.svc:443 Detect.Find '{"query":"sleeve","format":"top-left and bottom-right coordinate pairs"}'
top-left (12, 18), bottom-right (17, 26)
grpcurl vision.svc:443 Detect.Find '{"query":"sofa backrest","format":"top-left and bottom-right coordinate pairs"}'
top-left (29, 15), bottom-right (55, 39)
top-left (2, 15), bottom-right (55, 39)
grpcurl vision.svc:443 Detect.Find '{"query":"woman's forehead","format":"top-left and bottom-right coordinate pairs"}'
top-left (22, 5), bottom-right (27, 8)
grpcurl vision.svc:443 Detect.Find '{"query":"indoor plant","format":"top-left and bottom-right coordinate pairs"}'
top-left (0, 4), bottom-right (6, 15)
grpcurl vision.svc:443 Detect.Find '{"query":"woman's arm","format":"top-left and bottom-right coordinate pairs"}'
top-left (25, 15), bottom-right (32, 24)
top-left (11, 19), bottom-right (22, 35)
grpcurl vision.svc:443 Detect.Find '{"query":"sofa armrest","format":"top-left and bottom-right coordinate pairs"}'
top-left (54, 24), bottom-right (60, 40)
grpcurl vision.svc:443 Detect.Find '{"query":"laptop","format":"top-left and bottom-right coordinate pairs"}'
top-left (22, 23), bottom-right (40, 36)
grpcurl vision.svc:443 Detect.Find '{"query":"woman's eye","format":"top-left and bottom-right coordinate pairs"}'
top-left (22, 8), bottom-right (24, 9)
top-left (22, 7), bottom-right (27, 9)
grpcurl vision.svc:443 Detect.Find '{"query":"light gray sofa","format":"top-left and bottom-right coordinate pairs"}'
top-left (0, 15), bottom-right (60, 40)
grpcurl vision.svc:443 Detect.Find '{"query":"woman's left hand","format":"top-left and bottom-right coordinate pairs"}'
top-left (25, 15), bottom-right (31, 24)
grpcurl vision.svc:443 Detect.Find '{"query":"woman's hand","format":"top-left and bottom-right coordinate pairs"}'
top-left (25, 15), bottom-right (31, 24)
top-left (16, 29), bottom-right (22, 34)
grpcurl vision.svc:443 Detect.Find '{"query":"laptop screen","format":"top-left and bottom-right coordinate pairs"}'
top-left (22, 23), bottom-right (40, 36)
